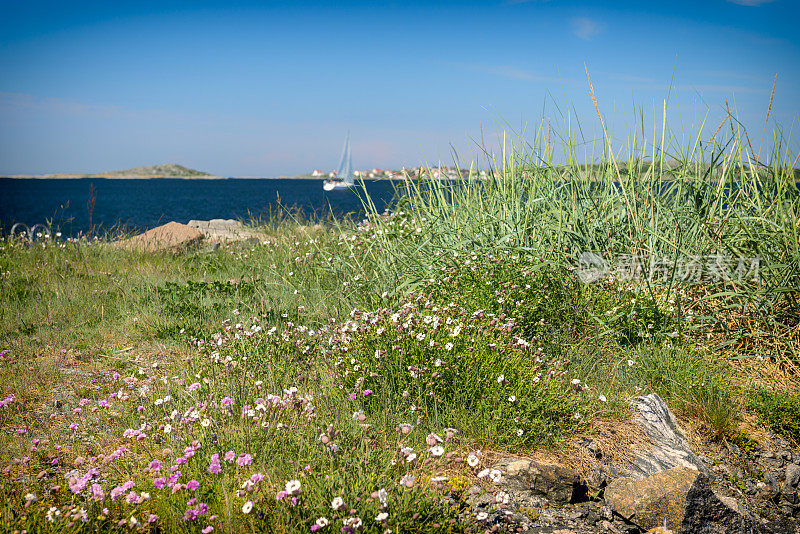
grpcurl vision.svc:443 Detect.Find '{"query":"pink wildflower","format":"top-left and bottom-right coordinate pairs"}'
top-left (91, 483), bottom-right (105, 500)
top-left (208, 454), bottom-right (222, 474)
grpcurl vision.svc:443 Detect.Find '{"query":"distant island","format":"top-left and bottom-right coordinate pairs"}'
top-left (100, 163), bottom-right (216, 178)
top-left (3, 163), bottom-right (221, 179)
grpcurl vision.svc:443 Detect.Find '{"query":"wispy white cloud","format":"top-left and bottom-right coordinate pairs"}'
top-left (726, 0), bottom-right (776, 5)
top-left (442, 62), bottom-right (552, 82)
top-left (0, 92), bottom-right (127, 119)
top-left (571, 17), bottom-right (603, 41)
top-left (595, 72), bottom-right (655, 84)
top-left (695, 70), bottom-right (769, 83)
top-left (675, 83), bottom-right (767, 95)
top-left (503, 0), bottom-right (552, 5)
top-left (476, 65), bottom-right (549, 81)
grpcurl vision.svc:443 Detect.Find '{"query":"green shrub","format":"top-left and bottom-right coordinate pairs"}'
top-left (328, 300), bottom-right (589, 448)
top-left (750, 390), bottom-right (800, 443)
top-left (426, 252), bottom-right (582, 338)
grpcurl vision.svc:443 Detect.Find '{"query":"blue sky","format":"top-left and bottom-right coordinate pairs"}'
top-left (0, 0), bottom-right (797, 175)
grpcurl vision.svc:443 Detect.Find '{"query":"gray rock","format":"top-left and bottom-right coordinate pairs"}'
top-left (681, 474), bottom-right (763, 534)
top-left (188, 218), bottom-right (239, 230)
top-left (765, 472), bottom-right (780, 495)
top-left (787, 465), bottom-right (800, 489)
top-left (465, 490), bottom-right (495, 509)
top-left (188, 219), bottom-right (259, 242)
top-left (600, 505), bottom-right (613, 521)
top-left (604, 466), bottom-right (699, 531)
top-left (727, 441), bottom-right (743, 456)
top-left (491, 457), bottom-right (583, 504)
top-left (631, 394), bottom-right (709, 478)
top-left (783, 491), bottom-right (799, 505)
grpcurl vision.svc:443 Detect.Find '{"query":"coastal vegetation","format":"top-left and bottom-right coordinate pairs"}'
top-left (0, 108), bottom-right (798, 532)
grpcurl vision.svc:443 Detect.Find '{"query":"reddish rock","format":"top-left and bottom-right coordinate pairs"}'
top-left (605, 467), bottom-right (699, 532)
top-left (114, 221), bottom-right (204, 252)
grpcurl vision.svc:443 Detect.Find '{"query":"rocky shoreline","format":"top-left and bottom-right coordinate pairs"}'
top-left (463, 395), bottom-right (799, 533)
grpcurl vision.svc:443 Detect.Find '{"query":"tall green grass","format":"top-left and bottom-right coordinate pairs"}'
top-left (358, 110), bottom-right (800, 363)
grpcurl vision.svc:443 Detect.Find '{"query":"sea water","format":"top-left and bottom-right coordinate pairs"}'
top-left (0, 178), bottom-right (400, 236)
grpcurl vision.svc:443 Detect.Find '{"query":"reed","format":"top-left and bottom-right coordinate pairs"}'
top-left (358, 94), bottom-right (799, 370)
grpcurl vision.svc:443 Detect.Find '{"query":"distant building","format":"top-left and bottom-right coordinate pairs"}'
top-left (311, 169), bottom-right (324, 177)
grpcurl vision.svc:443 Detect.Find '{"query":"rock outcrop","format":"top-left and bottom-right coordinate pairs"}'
top-left (490, 457), bottom-right (584, 504)
top-left (681, 474), bottom-right (765, 533)
top-left (630, 394), bottom-right (708, 478)
top-left (187, 219), bottom-right (259, 242)
top-left (114, 221), bottom-right (204, 252)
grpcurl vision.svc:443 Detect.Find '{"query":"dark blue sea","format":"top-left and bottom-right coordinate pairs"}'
top-left (0, 178), bottom-right (400, 236)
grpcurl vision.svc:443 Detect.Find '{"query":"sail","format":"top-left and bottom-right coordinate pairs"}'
top-left (335, 132), bottom-right (353, 185)
top-left (344, 137), bottom-right (354, 185)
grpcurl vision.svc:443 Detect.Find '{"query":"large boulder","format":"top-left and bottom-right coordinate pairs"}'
top-left (490, 457), bottom-right (583, 504)
top-left (631, 394), bottom-right (708, 478)
top-left (605, 466), bottom-right (699, 531)
top-left (114, 222), bottom-right (204, 252)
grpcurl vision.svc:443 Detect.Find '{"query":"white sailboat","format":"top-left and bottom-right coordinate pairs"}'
top-left (323, 132), bottom-right (355, 191)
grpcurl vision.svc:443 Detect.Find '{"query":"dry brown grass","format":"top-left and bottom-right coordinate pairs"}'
top-left (478, 418), bottom-right (646, 485)
top-left (680, 285), bottom-right (800, 380)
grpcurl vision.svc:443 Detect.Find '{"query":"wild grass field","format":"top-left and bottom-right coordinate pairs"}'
top-left (1, 111), bottom-right (799, 533)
